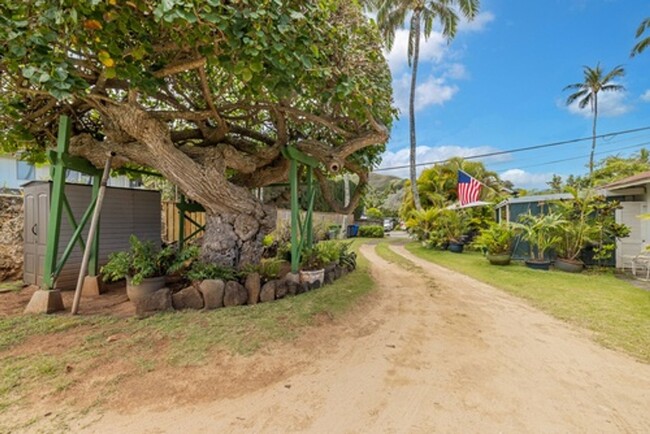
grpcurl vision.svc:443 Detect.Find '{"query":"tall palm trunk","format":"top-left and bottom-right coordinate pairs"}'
top-left (589, 93), bottom-right (598, 177)
top-left (409, 10), bottom-right (423, 211)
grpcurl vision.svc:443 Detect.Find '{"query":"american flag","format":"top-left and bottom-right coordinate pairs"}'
top-left (457, 170), bottom-right (482, 206)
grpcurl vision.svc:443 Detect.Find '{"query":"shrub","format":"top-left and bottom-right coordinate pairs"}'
top-left (186, 261), bottom-right (240, 282)
top-left (365, 207), bottom-right (383, 220)
top-left (473, 222), bottom-right (515, 255)
top-left (359, 225), bottom-right (384, 238)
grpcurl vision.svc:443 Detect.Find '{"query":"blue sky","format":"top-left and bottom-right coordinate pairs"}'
top-left (376, 0), bottom-right (650, 189)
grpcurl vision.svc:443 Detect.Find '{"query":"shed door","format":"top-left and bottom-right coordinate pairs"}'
top-left (616, 201), bottom-right (647, 269)
top-left (22, 188), bottom-right (49, 286)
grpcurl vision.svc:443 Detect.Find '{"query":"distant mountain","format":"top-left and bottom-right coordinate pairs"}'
top-left (368, 172), bottom-right (405, 191)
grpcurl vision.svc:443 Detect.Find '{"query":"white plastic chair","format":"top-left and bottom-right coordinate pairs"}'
top-left (631, 250), bottom-right (650, 281)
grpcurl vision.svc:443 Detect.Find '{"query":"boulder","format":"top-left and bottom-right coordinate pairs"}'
top-left (245, 272), bottom-right (261, 305)
top-left (172, 285), bottom-right (204, 310)
top-left (275, 280), bottom-right (288, 299)
top-left (324, 270), bottom-right (335, 285)
top-left (298, 282), bottom-right (309, 294)
top-left (260, 280), bottom-right (276, 303)
top-left (284, 272), bottom-right (300, 284)
top-left (198, 279), bottom-right (225, 309)
top-left (135, 287), bottom-right (172, 316)
top-left (286, 281), bottom-right (299, 296)
top-left (223, 281), bottom-right (247, 307)
top-left (310, 280), bottom-right (322, 290)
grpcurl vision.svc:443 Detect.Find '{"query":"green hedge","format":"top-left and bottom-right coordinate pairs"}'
top-left (358, 225), bottom-right (384, 238)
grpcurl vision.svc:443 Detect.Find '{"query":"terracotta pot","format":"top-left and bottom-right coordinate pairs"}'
top-left (524, 260), bottom-right (551, 271)
top-left (487, 253), bottom-right (511, 266)
top-left (554, 258), bottom-right (584, 273)
top-left (448, 242), bottom-right (464, 253)
top-left (126, 276), bottom-right (166, 303)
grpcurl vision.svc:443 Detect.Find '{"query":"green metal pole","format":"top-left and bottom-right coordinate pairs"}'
top-left (42, 116), bottom-right (70, 290)
top-left (305, 167), bottom-right (314, 249)
top-left (178, 194), bottom-right (186, 249)
top-left (290, 158), bottom-right (300, 273)
top-left (88, 174), bottom-right (101, 276)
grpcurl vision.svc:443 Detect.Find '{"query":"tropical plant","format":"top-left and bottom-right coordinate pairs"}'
top-left (553, 188), bottom-right (600, 262)
top-left (338, 242), bottom-right (357, 270)
top-left (372, 0), bottom-right (480, 211)
top-left (631, 17), bottom-right (650, 57)
top-left (300, 247), bottom-right (329, 271)
top-left (365, 207), bottom-right (383, 220)
top-left (438, 209), bottom-right (469, 244)
top-left (102, 236), bottom-right (198, 285)
top-left (473, 222), bottom-right (515, 255)
top-left (514, 212), bottom-right (565, 262)
top-left (564, 64), bottom-right (625, 176)
top-left (186, 261), bottom-right (240, 282)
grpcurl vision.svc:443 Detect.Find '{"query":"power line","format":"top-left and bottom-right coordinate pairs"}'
top-left (374, 125), bottom-right (650, 172)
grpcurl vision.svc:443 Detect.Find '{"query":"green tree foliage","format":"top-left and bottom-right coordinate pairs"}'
top-left (0, 0), bottom-right (396, 266)
top-left (370, 0), bottom-right (479, 211)
top-left (631, 17), bottom-right (650, 57)
top-left (564, 64), bottom-right (625, 176)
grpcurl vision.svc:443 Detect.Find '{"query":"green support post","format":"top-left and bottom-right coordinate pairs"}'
top-left (290, 158), bottom-right (300, 273)
top-left (42, 116), bottom-right (71, 290)
top-left (88, 174), bottom-right (101, 276)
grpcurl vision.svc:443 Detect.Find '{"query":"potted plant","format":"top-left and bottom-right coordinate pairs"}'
top-left (473, 222), bottom-right (515, 265)
top-left (299, 246), bottom-right (328, 286)
top-left (440, 209), bottom-right (468, 253)
top-left (514, 212), bottom-right (564, 271)
top-left (102, 235), bottom-right (195, 302)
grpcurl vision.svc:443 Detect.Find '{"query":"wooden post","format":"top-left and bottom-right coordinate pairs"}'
top-left (71, 154), bottom-right (113, 315)
top-left (88, 173), bottom-right (101, 276)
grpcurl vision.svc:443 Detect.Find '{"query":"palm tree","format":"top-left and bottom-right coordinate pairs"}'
top-left (372, 0), bottom-right (479, 210)
top-left (631, 18), bottom-right (650, 57)
top-left (563, 63), bottom-right (625, 177)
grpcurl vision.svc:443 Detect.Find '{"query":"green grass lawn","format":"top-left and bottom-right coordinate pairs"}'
top-left (0, 240), bottom-right (374, 417)
top-left (405, 243), bottom-right (650, 363)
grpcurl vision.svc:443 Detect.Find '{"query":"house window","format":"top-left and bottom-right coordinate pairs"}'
top-left (16, 161), bottom-right (35, 180)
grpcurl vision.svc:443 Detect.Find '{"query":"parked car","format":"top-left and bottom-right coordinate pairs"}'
top-left (383, 218), bottom-right (394, 232)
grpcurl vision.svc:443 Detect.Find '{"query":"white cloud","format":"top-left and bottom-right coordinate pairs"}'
top-left (564, 89), bottom-right (632, 118)
top-left (377, 145), bottom-right (510, 178)
top-left (641, 90), bottom-right (650, 102)
top-left (443, 63), bottom-right (468, 80)
top-left (393, 73), bottom-right (458, 113)
top-left (500, 169), bottom-right (555, 190)
top-left (385, 29), bottom-right (447, 74)
top-left (458, 11), bottom-right (496, 32)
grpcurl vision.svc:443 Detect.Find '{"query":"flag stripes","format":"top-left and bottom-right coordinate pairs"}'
top-left (457, 170), bottom-right (482, 206)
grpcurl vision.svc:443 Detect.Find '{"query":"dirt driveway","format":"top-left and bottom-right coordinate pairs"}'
top-left (63, 244), bottom-right (650, 433)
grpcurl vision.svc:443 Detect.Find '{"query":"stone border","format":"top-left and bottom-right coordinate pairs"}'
top-left (134, 262), bottom-right (354, 317)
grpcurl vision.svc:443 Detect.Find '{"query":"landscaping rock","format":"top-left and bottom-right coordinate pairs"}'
top-left (333, 265), bottom-right (343, 280)
top-left (277, 261), bottom-right (292, 279)
top-left (287, 281), bottom-right (299, 296)
top-left (260, 280), bottom-right (276, 302)
top-left (298, 282), bottom-right (309, 294)
top-left (172, 285), bottom-right (204, 310)
top-left (324, 270), bottom-right (335, 285)
top-left (245, 272), bottom-right (261, 305)
top-left (275, 279), bottom-right (288, 299)
top-left (284, 272), bottom-right (300, 284)
top-left (223, 281), bottom-right (247, 306)
top-left (198, 279), bottom-right (225, 309)
top-left (135, 287), bottom-right (172, 316)
top-left (310, 280), bottom-right (322, 290)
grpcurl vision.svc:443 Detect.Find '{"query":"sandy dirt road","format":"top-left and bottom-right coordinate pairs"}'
top-left (70, 243), bottom-right (650, 433)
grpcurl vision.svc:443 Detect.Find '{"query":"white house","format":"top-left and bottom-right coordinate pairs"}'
top-left (603, 172), bottom-right (650, 269)
top-left (0, 154), bottom-right (139, 191)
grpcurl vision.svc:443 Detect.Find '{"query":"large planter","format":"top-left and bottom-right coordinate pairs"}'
top-left (524, 260), bottom-right (551, 271)
top-left (126, 276), bottom-right (166, 303)
top-left (487, 253), bottom-right (511, 266)
top-left (554, 258), bottom-right (584, 273)
top-left (299, 269), bottom-right (325, 286)
top-left (448, 242), bottom-right (464, 253)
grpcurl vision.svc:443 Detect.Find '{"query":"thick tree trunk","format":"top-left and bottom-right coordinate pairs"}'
top-left (409, 12), bottom-right (423, 211)
top-left (202, 205), bottom-right (276, 268)
top-left (70, 103), bottom-right (275, 268)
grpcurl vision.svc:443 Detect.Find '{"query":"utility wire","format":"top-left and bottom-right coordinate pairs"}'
top-left (374, 125), bottom-right (650, 172)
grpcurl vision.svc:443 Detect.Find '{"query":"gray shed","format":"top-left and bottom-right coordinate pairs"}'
top-left (23, 181), bottom-right (161, 290)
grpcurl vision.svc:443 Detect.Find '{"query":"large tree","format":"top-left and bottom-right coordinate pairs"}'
top-left (0, 1), bottom-right (395, 267)
top-left (371, 0), bottom-right (479, 211)
top-left (563, 63), bottom-right (625, 177)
